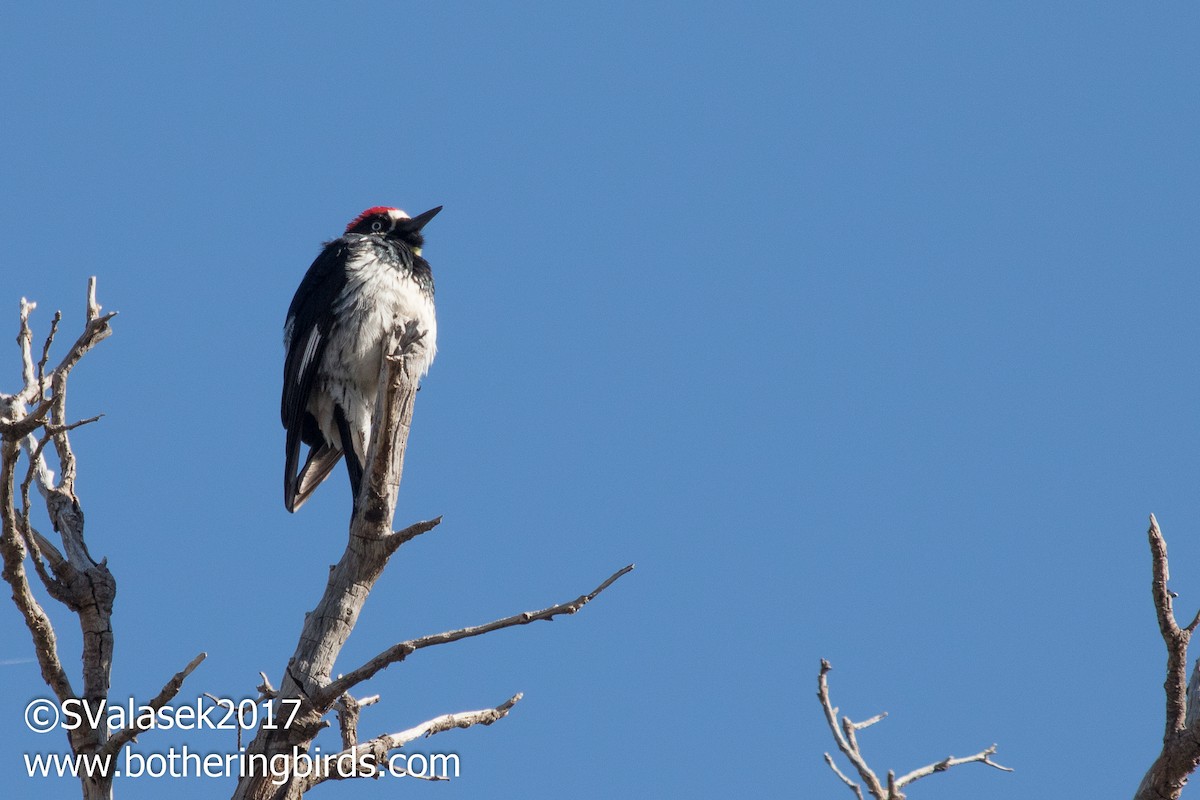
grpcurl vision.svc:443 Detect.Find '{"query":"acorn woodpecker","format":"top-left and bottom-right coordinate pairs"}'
top-left (282, 205), bottom-right (442, 512)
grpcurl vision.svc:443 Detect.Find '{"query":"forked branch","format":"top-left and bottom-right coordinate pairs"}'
top-left (234, 318), bottom-right (632, 800)
top-left (1, 280), bottom-right (204, 800)
top-left (818, 660), bottom-right (1010, 799)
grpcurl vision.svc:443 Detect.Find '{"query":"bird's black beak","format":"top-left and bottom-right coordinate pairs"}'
top-left (406, 206), bottom-right (443, 231)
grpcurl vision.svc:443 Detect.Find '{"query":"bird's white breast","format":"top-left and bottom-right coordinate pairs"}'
top-left (313, 250), bottom-right (436, 460)
top-left (331, 251), bottom-right (437, 381)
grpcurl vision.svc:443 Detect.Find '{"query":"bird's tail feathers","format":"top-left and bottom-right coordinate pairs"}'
top-left (288, 444), bottom-right (343, 512)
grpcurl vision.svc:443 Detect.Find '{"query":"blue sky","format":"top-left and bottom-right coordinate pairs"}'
top-left (3, 3), bottom-right (1200, 798)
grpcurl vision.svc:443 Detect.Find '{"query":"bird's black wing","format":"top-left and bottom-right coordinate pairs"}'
top-left (282, 239), bottom-right (351, 511)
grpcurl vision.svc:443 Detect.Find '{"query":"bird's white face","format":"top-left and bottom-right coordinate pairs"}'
top-left (384, 209), bottom-right (423, 254)
top-left (343, 205), bottom-right (438, 256)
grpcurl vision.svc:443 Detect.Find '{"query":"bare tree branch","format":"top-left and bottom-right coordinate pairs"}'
top-left (301, 694), bottom-right (522, 790)
top-left (0, 433), bottom-right (75, 703)
top-left (16, 297), bottom-right (38, 405)
top-left (274, 322), bottom-right (431, 709)
top-left (18, 434), bottom-right (68, 602)
top-left (819, 660), bottom-right (1010, 799)
top-left (256, 671), bottom-right (278, 701)
top-left (37, 310), bottom-right (61, 401)
top-left (234, 318), bottom-right (631, 800)
top-left (1149, 513), bottom-right (1191, 734)
top-left (818, 660), bottom-right (884, 799)
top-left (824, 753), bottom-right (865, 800)
top-left (319, 563), bottom-right (634, 705)
top-left (893, 744), bottom-right (1012, 788)
top-left (102, 652), bottom-right (208, 757)
top-left (1135, 514), bottom-right (1200, 800)
top-left (48, 308), bottom-right (117, 504)
top-left (852, 712), bottom-right (887, 730)
top-left (5, 276), bottom-right (628, 800)
top-left (0, 398), bottom-right (53, 439)
top-left (333, 692), bottom-right (379, 749)
top-left (368, 692), bottom-right (521, 751)
top-left (387, 515), bottom-right (442, 553)
top-left (18, 415), bottom-right (103, 588)
top-left (29, 527), bottom-right (67, 571)
top-left (0, 280), bottom-right (133, 800)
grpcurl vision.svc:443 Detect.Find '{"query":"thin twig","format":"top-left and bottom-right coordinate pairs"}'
top-left (103, 652), bottom-right (207, 757)
top-left (18, 432), bottom-right (56, 588)
top-left (319, 564), bottom-right (634, 704)
top-left (818, 660), bottom-right (884, 798)
top-left (818, 660), bottom-right (1009, 799)
top-left (256, 671), bottom-right (277, 700)
top-left (86, 277), bottom-right (101, 323)
top-left (385, 516), bottom-right (443, 556)
top-left (303, 694), bottom-right (521, 790)
top-left (16, 298), bottom-right (37, 405)
top-left (825, 753), bottom-right (865, 800)
top-left (894, 744), bottom-right (1013, 787)
top-left (37, 311), bottom-right (61, 402)
top-left (28, 528), bottom-right (66, 571)
top-left (853, 712), bottom-right (887, 730)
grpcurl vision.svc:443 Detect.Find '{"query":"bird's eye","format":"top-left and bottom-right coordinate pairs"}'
top-left (370, 219), bottom-right (385, 232)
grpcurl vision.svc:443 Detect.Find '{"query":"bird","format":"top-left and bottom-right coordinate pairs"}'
top-left (281, 205), bottom-right (442, 512)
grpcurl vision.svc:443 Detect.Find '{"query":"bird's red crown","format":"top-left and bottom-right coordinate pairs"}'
top-left (345, 207), bottom-right (403, 233)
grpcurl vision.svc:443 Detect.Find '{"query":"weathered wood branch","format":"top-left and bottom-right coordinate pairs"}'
top-left (301, 693), bottom-right (522, 790)
top-left (234, 319), bottom-right (631, 800)
top-left (824, 752), bottom-right (866, 800)
top-left (893, 744), bottom-right (1010, 788)
top-left (1, 280), bottom-right (204, 800)
top-left (102, 651), bottom-right (208, 757)
top-left (0, 435), bottom-right (75, 703)
top-left (1134, 514), bottom-right (1200, 800)
top-left (819, 660), bottom-right (885, 799)
top-left (318, 563), bottom-right (633, 706)
top-left (286, 322), bottom-right (429, 697)
top-left (333, 692), bottom-right (379, 749)
top-left (819, 660), bottom-right (1010, 799)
